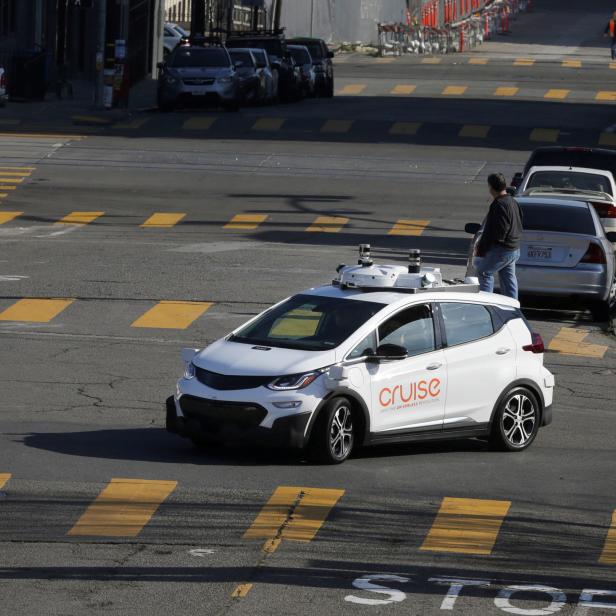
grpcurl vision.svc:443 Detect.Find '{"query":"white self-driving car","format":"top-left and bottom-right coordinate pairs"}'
top-left (167, 246), bottom-right (554, 464)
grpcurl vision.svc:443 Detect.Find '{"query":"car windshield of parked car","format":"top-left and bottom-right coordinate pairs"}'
top-left (251, 50), bottom-right (267, 67)
top-left (289, 47), bottom-right (311, 64)
top-left (526, 171), bottom-right (613, 195)
top-left (170, 48), bottom-right (230, 68)
top-left (228, 39), bottom-right (284, 57)
top-left (229, 294), bottom-right (385, 351)
top-left (299, 42), bottom-right (324, 59)
top-left (520, 204), bottom-right (596, 235)
top-left (230, 51), bottom-right (255, 67)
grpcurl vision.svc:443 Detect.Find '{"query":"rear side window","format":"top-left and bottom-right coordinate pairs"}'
top-left (528, 151), bottom-right (616, 175)
top-left (440, 303), bottom-right (494, 347)
top-left (520, 204), bottom-right (595, 235)
top-left (526, 171), bottom-right (613, 195)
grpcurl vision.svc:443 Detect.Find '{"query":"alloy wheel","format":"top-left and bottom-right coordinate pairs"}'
top-left (330, 405), bottom-right (353, 459)
top-left (501, 393), bottom-right (537, 447)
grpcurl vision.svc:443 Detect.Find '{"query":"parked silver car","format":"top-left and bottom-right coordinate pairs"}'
top-left (157, 46), bottom-right (241, 112)
top-left (465, 197), bottom-right (616, 320)
top-left (288, 44), bottom-right (316, 97)
top-left (228, 48), bottom-right (264, 104)
top-left (249, 48), bottom-right (278, 103)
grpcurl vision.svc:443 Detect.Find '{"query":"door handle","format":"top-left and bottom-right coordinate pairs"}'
top-left (496, 347), bottom-right (511, 355)
top-left (426, 362), bottom-right (442, 370)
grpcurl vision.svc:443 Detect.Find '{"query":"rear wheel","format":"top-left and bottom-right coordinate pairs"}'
top-left (490, 387), bottom-right (540, 451)
top-left (308, 397), bottom-right (355, 464)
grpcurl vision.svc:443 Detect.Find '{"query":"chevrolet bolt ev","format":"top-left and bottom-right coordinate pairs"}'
top-left (166, 248), bottom-right (554, 464)
top-left (157, 45), bottom-right (241, 112)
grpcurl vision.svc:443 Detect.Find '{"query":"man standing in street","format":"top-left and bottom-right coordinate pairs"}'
top-left (604, 10), bottom-right (616, 60)
top-left (473, 173), bottom-right (522, 299)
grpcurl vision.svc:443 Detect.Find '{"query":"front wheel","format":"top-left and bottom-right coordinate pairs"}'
top-left (308, 397), bottom-right (355, 464)
top-left (490, 387), bottom-right (540, 451)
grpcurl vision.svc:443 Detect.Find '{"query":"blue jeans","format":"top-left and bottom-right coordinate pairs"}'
top-left (473, 247), bottom-right (521, 299)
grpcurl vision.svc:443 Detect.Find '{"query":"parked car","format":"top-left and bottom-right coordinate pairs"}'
top-left (0, 66), bottom-right (7, 106)
top-left (465, 197), bottom-right (616, 320)
top-left (226, 31), bottom-right (298, 102)
top-left (288, 37), bottom-right (334, 97)
top-left (164, 22), bottom-right (189, 57)
top-left (228, 48), bottom-right (264, 104)
top-left (249, 48), bottom-right (278, 103)
top-left (510, 146), bottom-right (616, 190)
top-left (157, 45), bottom-right (241, 112)
top-left (287, 45), bottom-right (316, 98)
top-left (517, 166), bottom-right (616, 249)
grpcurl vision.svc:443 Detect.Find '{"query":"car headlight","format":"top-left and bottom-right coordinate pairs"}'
top-left (267, 370), bottom-right (323, 391)
top-left (183, 361), bottom-right (195, 380)
top-left (218, 76), bottom-right (234, 84)
top-left (165, 76), bottom-right (177, 85)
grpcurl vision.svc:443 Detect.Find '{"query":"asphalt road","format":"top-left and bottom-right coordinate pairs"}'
top-left (1, 1), bottom-right (616, 615)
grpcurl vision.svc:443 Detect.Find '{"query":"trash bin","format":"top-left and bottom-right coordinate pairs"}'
top-left (7, 50), bottom-right (47, 101)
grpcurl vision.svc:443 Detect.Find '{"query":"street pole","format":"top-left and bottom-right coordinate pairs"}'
top-left (95, 0), bottom-right (106, 108)
top-left (191, 0), bottom-right (206, 35)
top-left (310, 0), bottom-right (314, 37)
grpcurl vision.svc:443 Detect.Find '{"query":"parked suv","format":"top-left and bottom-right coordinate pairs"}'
top-left (288, 37), bottom-right (334, 97)
top-left (157, 45), bottom-right (241, 112)
top-left (166, 246), bottom-right (554, 463)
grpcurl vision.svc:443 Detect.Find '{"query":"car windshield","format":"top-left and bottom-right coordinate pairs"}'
top-left (228, 39), bottom-right (284, 56)
top-left (289, 47), bottom-right (311, 64)
top-left (251, 50), bottom-right (267, 67)
top-left (526, 171), bottom-right (613, 195)
top-left (170, 48), bottom-right (230, 68)
top-left (229, 294), bottom-right (384, 351)
top-left (520, 204), bottom-right (596, 235)
top-left (230, 51), bottom-right (254, 66)
top-left (296, 41), bottom-right (324, 59)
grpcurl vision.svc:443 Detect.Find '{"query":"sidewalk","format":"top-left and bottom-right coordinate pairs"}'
top-left (0, 78), bottom-right (158, 132)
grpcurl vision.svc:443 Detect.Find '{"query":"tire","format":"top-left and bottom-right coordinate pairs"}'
top-left (490, 387), bottom-right (540, 451)
top-left (325, 79), bottom-right (334, 98)
top-left (165, 396), bottom-right (178, 433)
top-left (590, 300), bottom-right (611, 322)
top-left (158, 99), bottom-right (174, 113)
top-left (308, 397), bottom-right (355, 464)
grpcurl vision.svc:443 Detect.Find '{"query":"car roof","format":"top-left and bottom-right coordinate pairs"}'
top-left (516, 196), bottom-right (591, 209)
top-left (299, 284), bottom-right (519, 308)
top-left (527, 165), bottom-right (612, 176)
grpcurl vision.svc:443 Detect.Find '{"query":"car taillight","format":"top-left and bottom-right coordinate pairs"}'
top-left (523, 333), bottom-right (545, 354)
top-left (591, 201), bottom-right (616, 218)
top-left (580, 243), bottom-right (606, 264)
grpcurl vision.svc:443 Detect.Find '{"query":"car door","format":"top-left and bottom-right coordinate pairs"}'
top-left (437, 301), bottom-right (516, 428)
top-left (368, 303), bottom-right (446, 434)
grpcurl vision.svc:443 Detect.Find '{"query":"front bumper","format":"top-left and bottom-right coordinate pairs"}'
top-left (168, 394), bottom-right (311, 449)
top-left (159, 80), bottom-right (238, 106)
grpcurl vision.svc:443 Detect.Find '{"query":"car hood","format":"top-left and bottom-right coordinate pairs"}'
top-left (171, 67), bottom-right (232, 78)
top-left (193, 338), bottom-right (336, 376)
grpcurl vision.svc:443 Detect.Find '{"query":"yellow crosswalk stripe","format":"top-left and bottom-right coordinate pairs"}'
top-left (244, 486), bottom-right (344, 544)
top-left (306, 216), bottom-right (349, 233)
top-left (389, 219), bottom-right (430, 236)
top-left (442, 85), bottom-right (467, 96)
top-left (113, 117), bottom-right (150, 130)
top-left (596, 91), bottom-right (616, 101)
top-left (610, 62), bottom-right (616, 70)
top-left (468, 57), bottom-right (488, 65)
top-left (459, 125), bottom-right (490, 138)
top-left (421, 497), bottom-right (511, 555)
top-left (514, 58), bottom-right (535, 66)
top-left (391, 84), bottom-right (416, 95)
top-left (600, 510), bottom-right (616, 564)
top-left (494, 86), bottom-right (519, 97)
top-left (0, 298), bottom-right (75, 323)
top-left (421, 57), bottom-right (441, 64)
top-left (141, 213), bottom-right (186, 228)
top-left (182, 117), bottom-right (218, 130)
top-left (0, 211), bottom-right (22, 224)
top-left (58, 211), bottom-right (104, 225)
top-left (375, 56), bottom-right (395, 64)
top-left (0, 171), bottom-right (31, 177)
top-left (231, 584), bottom-right (254, 598)
top-left (599, 132), bottom-right (616, 147)
top-left (0, 473), bottom-right (11, 490)
top-left (562, 59), bottom-right (581, 68)
top-left (0, 166), bottom-right (35, 171)
top-left (67, 478), bottom-right (177, 537)
top-left (0, 193), bottom-right (8, 198)
top-left (252, 117), bottom-right (285, 131)
top-left (337, 84), bottom-right (366, 95)
top-left (320, 120), bottom-right (353, 133)
top-left (224, 213), bottom-right (268, 230)
top-left (544, 89), bottom-right (570, 100)
top-left (548, 327), bottom-right (607, 358)
top-left (131, 300), bottom-right (213, 329)
top-left (0, 185), bottom-right (17, 190)
top-left (529, 128), bottom-right (560, 143)
top-left (389, 122), bottom-right (422, 135)
top-left (0, 177), bottom-right (23, 182)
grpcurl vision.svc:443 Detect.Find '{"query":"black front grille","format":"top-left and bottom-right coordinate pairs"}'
top-left (183, 78), bottom-right (215, 85)
top-left (195, 367), bottom-right (272, 391)
top-left (180, 395), bottom-right (267, 429)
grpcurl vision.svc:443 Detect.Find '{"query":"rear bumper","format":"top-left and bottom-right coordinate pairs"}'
top-left (167, 395), bottom-right (311, 449)
top-left (517, 265), bottom-right (610, 301)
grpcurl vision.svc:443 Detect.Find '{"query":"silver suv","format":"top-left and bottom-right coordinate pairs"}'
top-left (157, 46), bottom-right (241, 112)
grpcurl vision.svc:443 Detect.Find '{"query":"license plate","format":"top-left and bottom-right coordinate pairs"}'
top-left (527, 245), bottom-right (552, 259)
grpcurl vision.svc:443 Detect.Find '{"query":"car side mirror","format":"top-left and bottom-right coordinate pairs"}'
top-left (465, 223), bottom-right (481, 235)
top-left (327, 50), bottom-right (335, 58)
top-left (367, 344), bottom-right (408, 363)
top-left (606, 231), bottom-right (616, 243)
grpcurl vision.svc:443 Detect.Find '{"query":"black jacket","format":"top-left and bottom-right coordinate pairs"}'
top-left (476, 195), bottom-right (522, 256)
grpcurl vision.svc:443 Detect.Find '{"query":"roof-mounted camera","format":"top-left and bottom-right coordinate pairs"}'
top-left (358, 244), bottom-right (373, 267)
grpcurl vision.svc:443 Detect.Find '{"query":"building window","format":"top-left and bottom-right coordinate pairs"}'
top-left (0, 0), bottom-right (16, 36)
